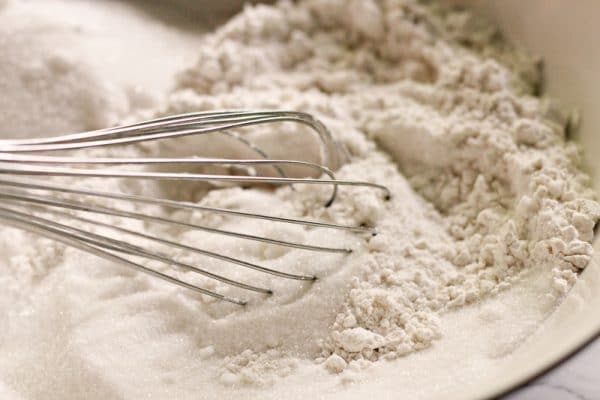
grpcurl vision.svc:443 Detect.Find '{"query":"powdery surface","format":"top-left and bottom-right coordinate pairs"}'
top-left (0, 1), bottom-right (598, 399)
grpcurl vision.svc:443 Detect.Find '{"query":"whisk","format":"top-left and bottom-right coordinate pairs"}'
top-left (0, 110), bottom-right (390, 305)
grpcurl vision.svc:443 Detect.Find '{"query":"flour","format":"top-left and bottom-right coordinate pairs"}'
top-left (166, 0), bottom-right (600, 368)
top-left (219, 349), bottom-right (298, 386)
top-left (0, 0), bottom-right (598, 399)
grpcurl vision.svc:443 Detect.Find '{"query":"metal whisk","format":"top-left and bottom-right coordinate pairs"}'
top-left (0, 110), bottom-right (390, 305)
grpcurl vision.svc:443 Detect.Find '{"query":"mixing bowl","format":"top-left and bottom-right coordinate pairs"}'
top-left (5, 0), bottom-right (595, 398)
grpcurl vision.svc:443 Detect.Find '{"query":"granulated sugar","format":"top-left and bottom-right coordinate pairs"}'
top-left (0, 1), bottom-right (598, 399)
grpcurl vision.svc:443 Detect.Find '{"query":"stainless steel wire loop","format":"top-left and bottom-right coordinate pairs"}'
top-left (0, 110), bottom-right (390, 305)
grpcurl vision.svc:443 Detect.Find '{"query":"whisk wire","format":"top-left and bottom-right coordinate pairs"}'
top-left (0, 110), bottom-right (390, 305)
top-left (0, 206), bottom-right (250, 305)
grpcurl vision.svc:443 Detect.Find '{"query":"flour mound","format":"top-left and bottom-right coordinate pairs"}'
top-left (164, 0), bottom-right (600, 369)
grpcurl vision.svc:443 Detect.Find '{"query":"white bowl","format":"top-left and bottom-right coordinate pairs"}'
top-left (452, 1), bottom-right (600, 398)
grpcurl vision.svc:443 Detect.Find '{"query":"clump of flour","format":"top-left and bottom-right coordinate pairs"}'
top-left (219, 349), bottom-right (298, 387)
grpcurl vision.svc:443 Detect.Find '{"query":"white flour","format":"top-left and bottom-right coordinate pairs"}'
top-left (0, 0), bottom-right (598, 399)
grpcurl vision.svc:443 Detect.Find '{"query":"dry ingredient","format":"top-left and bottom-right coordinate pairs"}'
top-left (0, 0), bottom-right (598, 399)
